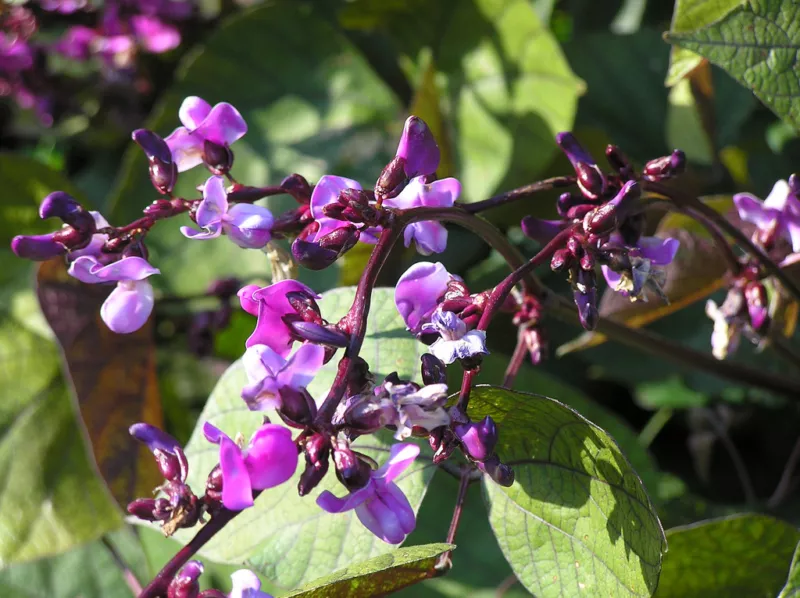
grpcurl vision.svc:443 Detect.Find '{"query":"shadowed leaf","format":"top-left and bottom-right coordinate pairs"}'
top-left (470, 385), bottom-right (665, 597)
top-left (36, 258), bottom-right (164, 506)
top-left (658, 514), bottom-right (800, 597)
top-left (779, 540), bottom-right (800, 598)
top-left (285, 543), bottom-right (454, 597)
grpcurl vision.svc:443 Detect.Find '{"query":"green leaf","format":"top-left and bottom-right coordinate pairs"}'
top-left (0, 529), bottom-right (148, 598)
top-left (665, 0), bottom-right (800, 129)
top-left (341, 0), bottom-right (582, 202)
top-left (169, 287), bottom-right (434, 588)
top-left (779, 540), bottom-right (800, 598)
top-left (658, 514), bottom-right (800, 597)
top-left (665, 0), bottom-right (745, 86)
top-left (106, 1), bottom-right (400, 294)
top-left (284, 543), bottom-right (453, 597)
top-left (471, 385), bottom-right (665, 597)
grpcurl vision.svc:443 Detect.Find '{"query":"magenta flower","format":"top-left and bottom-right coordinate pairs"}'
top-left (0, 33), bottom-right (33, 72)
top-left (40, 0), bottom-right (88, 13)
top-left (165, 96), bottom-right (248, 172)
top-left (68, 255), bottom-right (160, 333)
top-left (601, 235), bottom-right (680, 299)
top-left (229, 570), bottom-right (273, 598)
top-left (423, 310), bottom-right (488, 364)
top-left (383, 177), bottom-right (461, 255)
top-left (203, 422), bottom-right (298, 511)
top-left (54, 26), bottom-right (96, 61)
top-left (181, 176), bottom-right (273, 248)
top-left (396, 116), bottom-right (440, 179)
top-left (316, 443), bottom-right (419, 544)
top-left (130, 15), bottom-right (180, 53)
top-left (309, 175), bottom-right (380, 244)
top-left (395, 261), bottom-right (453, 332)
top-left (238, 280), bottom-right (319, 355)
top-left (241, 343), bottom-right (325, 411)
top-left (734, 179), bottom-right (800, 251)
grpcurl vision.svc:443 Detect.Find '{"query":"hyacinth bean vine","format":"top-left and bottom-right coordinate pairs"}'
top-left (7, 1), bottom-right (800, 597)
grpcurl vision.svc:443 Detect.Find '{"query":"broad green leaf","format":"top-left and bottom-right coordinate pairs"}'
top-left (779, 540), bottom-right (800, 598)
top-left (341, 0), bottom-right (582, 202)
top-left (665, 0), bottom-right (800, 129)
top-left (0, 528), bottom-right (148, 598)
top-left (658, 514), bottom-right (800, 597)
top-left (665, 0), bottom-right (745, 86)
top-left (285, 543), bottom-right (453, 597)
top-left (106, 1), bottom-right (400, 294)
top-left (472, 386), bottom-right (665, 597)
top-left (170, 287), bottom-right (434, 589)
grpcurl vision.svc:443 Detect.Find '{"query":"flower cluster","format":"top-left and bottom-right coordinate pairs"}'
top-left (168, 563), bottom-right (273, 598)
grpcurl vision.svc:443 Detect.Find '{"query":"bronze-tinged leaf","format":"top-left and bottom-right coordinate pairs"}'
top-left (559, 228), bottom-right (728, 354)
top-left (35, 258), bottom-right (164, 506)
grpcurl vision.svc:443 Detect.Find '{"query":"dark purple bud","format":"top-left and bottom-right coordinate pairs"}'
top-left (583, 180), bottom-right (640, 237)
top-left (550, 248), bottom-right (572, 272)
top-left (605, 144), bottom-right (634, 177)
top-left (203, 140), bottom-right (234, 176)
top-left (556, 132), bottom-right (606, 200)
top-left (454, 416), bottom-right (498, 461)
top-left (521, 217), bottom-right (564, 244)
top-left (154, 448), bottom-right (183, 482)
top-left (281, 173), bottom-right (313, 204)
top-left (289, 321), bottom-right (350, 347)
top-left (397, 116), bottom-right (439, 178)
top-left (278, 386), bottom-right (317, 427)
top-left (477, 454), bottom-right (515, 487)
top-left (345, 356), bottom-right (374, 399)
top-left (333, 443), bottom-right (372, 490)
top-left (291, 238), bottom-right (338, 270)
top-left (421, 353), bottom-right (447, 385)
top-left (10, 233), bottom-right (67, 260)
top-left (168, 561), bottom-right (204, 598)
top-left (375, 156), bottom-right (407, 200)
top-left (744, 281), bottom-right (769, 333)
top-left (522, 326), bottom-right (547, 365)
top-left (298, 434), bottom-right (330, 496)
top-left (573, 270), bottom-right (598, 331)
top-left (566, 235), bottom-right (583, 258)
top-left (643, 150), bottom-right (685, 181)
top-left (557, 192), bottom-right (588, 218)
top-left (132, 129), bottom-right (173, 165)
top-left (579, 252), bottom-right (595, 271)
top-left (39, 191), bottom-right (82, 221)
top-left (206, 464), bottom-right (223, 501)
top-left (286, 290), bottom-right (322, 321)
top-left (144, 198), bottom-right (175, 218)
top-left (130, 423), bottom-right (180, 454)
top-left (150, 160), bottom-right (178, 195)
top-left (127, 497), bottom-right (171, 522)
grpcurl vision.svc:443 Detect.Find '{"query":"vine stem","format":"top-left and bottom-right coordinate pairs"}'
top-left (434, 466), bottom-right (474, 572)
top-left (461, 176), bottom-right (576, 214)
top-left (503, 329), bottom-right (528, 389)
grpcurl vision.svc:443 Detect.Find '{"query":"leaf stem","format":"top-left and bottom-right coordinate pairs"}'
top-left (434, 465), bottom-right (473, 572)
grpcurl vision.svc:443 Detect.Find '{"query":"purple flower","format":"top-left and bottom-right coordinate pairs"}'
top-left (316, 443), bottom-right (419, 544)
top-left (395, 261), bottom-right (453, 332)
top-left (68, 255), bottom-right (160, 333)
top-left (131, 15), bottom-right (180, 53)
top-left (229, 570), bottom-right (273, 598)
top-left (40, 0), bottom-right (88, 13)
top-left (165, 96), bottom-right (248, 172)
top-left (181, 176), bottom-right (273, 248)
top-left (241, 343), bottom-right (325, 411)
top-left (734, 179), bottom-right (800, 251)
top-left (238, 280), bottom-right (319, 355)
top-left (601, 235), bottom-right (680, 300)
top-left (396, 116), bottom-right (440, 178)
top-left (381, 379), bottom-right (449, 440)
top-left (70, 211), bottom-right (111, 259)
top-left (203, 422), bottom-right (298, 511)
top-left (0, 33), bottom-right (33, 72)
top-left (423, 310), bottom-right (488, 364)
top-left (54, 26), bottom-right (96, 61)
top-left (11, 233), bottom-right (67, 261)
top-left (309, 175), bottom-right (380, 244)
top-left (383, 177), bottom-right (461, 255)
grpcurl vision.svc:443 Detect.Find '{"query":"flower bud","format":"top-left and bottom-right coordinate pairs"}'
top-left (168, 561), bottom-right (204, 598)
top-left (127, 497), bottom-right (170, 522)
top-left (150, 160), bottom-right (178, 195)
top-left (144, 198), bottom-right (175, 218)
top-left (375, 156), bottom-right (407, 200)
top-left (557, 192), bottom-right (587, 218)
top-left (206, 464), bottom-right (223, 502)
top-left (277, 386), bottom-right (317, 427)
top-left (744, 281), bottom-right (769, 333)
top-left (333, 443), bottom-right (372, 490)
top-left (202, 139), bottom-right (234, 176)
top-left (154, 448), bottom-right (183, 482)
top-left (454, 416), bottom-right (498, 461)
top-left (289, 321), bottom-right (350, 347)
top-left (292, 225), bottom-right (360, 270)
top-left (605, 144), bottom-right (634, 177)
top-left (281, 173), bottom-right (313, 204)
top-left (397, 116), bottom-right (440, 178)
top-left (477, 454), bottom-right (515, 487)
top-left (582, 180), bottom-right (640, 237)
top-left (643, 149), bottom-right (685, 181)
top-left (550, 248), bottom-right (572, 272)
top-left (132, 128), bottom-right (173, 164)
top-left (39, 191), bottom-right (82, 220)
top-left (298, 434), bottom-right (330, 496)
top-left (421, 353), bottom-right (447, 385)
top-left (556, 132), bottom-right (606, 200)
top-left (10, 233), bottom-right (67, 260)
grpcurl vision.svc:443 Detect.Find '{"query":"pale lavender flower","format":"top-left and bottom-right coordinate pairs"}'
top-left (241, 343), bottom-right (325, 411)
top-left (734, 179), bottom-right (800, 251)
top-left (317, 443), bottom-right (418, 544)
top-left (229, 570), bottom-right (273, 598)
top-left (394, 261), bottom-right (453, 332)
top-left (601, 234), bottom-right (680, 301)
top-left (423, 310), bottom-right (488, 364)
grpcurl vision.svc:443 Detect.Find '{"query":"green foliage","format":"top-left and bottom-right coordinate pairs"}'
top-left (779, 541), bottom-right (800, 598)
top-left (470, 386), bottom-right (665, 597)
top-left (658, 514), bottom-right (800, 597)
top-left (284, 543), bottom-right (454, 597)
top-left (666, 0), bottom-right (800, 129)
top-left (168, 287), bottom-right (434, 589)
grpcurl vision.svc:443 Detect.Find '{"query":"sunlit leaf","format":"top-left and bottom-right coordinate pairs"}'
top-left (36, 259), bottom-right (165, 506)
top-left (658, 514), bottom-right (800, 597)
top-left (167, 288), bottom-right (434, 589)
top-left (779, 540), bottom-right (800, 598)
top-left (285, 543), bottom-right (453, 597)
top-left (666, 0), bottom-right (800, 129)
top-left (471, 385), bottom-right (665, 597)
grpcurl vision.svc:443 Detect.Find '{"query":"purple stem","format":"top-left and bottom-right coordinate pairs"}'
top-left (461, 176), bottom-right (576, 214)
top-left (503, 329), bottom-right (528, 388)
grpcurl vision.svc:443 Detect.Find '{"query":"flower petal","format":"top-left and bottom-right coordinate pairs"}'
top-left (638, 236), bottom-right (680, 265)
top-left (397, 116), bottom-right (440, 178)
top-left (764, 179), bottom-right (792, 210)
top-left (310, 175), bottom-right (362, 221)
top-left (316, 486), bottom-right (371, 513)
top-left (179, 96), bottom-right (212, 130)
top-left (395, 262), bottom-right (451, 331)
top-left (429, 339), bottom-right (460, 364)
top-left (202, 421), bottom-right (226, 444)
top-left (276, 343), bottom-right (326, 390)
top-left (225, 203), bottom-right (274, 249)
top-left (375, 443), bottom-right (419, 483)
top-left (733, 192), bottom-right (777, 230)
top-left (69, 255), bottom-right (159, 284)
top-left (381, 482), bottom-right (416, 535)
top-left (100, 280), bottom-right (154, 333)
top-left (180, 222), bottom-right (223, 240)
top-left (220, 435), bottom-right (254, 510)
top-left (229, 570), bottom-right (271, 598)
top-left (403, 221), bottom-right (448, 255)
top-left (238, 284), bottom-right (261, 316)
top-left (198, 176), bottom-right (229, 228)
top-left (194, 102), bottom-right (248, 146)
top-left (165, 126), bottom-right (204, 172)
top-left (131, 15), bottom-right (180, 53)
top-left (244, 424), bottom-right (298, 490)
top-left (129, 423), bottom-right (180, 453)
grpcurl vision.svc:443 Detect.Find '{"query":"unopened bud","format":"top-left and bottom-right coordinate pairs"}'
top-left (605, 144), bottom-right (634, 177)
top-left (557, 192), bottom-right (587, 218)
top-left (550, 248), bottom-right (572, 272)
top-left (202, 140), bottom-right (234, 176)
top-left (454, 416), bottom-right (498, 461)
top-left (744, 281), bottom-right (769, 332)
top-left (643, 150), bottom-right (685, 181)
top-left (375, 156), bottom-right (407, 200)
top-left (127, 497), bottom-right (169, 522)
top-left (421, 353), bottom-right (447, 385)
top-left (333, 443), bottom-right (372, 490)
top-left (168, 561), bottom-right (204, 598)
top-left (396, 115), bottom-right (440, 179)
top-left (556, 132), bottom-right (606, 200)
top-left (206, 464), bottom-right (223, 501)
top-left (10, 233), bottom-right (67, 260)
top-left (278, 386), bottom-right (317, 427)
top-left (477, 454), bottom-right (515, 487)
top-left (154, 448), bottom-right (182, 482)
top-left (150, 160), bottom-right (178, 195)
top-left (298, 434), bottom-right (330, 496)
top-left (281, 173), bottom-right (313, 204)
top-left (583, 180), bottom-right (640, 237)
top-left (132, 128), bottom-right (173, 164)
top-left (289, 321), bottom-right (349, 347)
